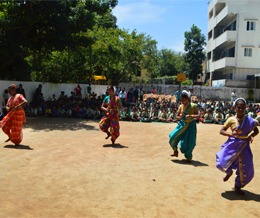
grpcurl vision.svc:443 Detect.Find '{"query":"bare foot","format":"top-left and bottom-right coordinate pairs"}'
top-left (223, 171), bottom-right (233, 182)
top-left (233, 185), bottom-right (245, 196)
top-left (105, 133), bottom-right (111, 140)
top-left (170, 151), bottom-right (178, 157)
top-left (186, 159), bottom-right (192, 163)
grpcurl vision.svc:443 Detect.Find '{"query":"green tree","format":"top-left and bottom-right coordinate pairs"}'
top-left (87, 27), bottom-right (157, 85)
top-left (33, 47), bottom-right (88, 83)
top-left (142, 48), bottom-right (189, 79)
top-left (0, 0), bottom-right (118, 80)
top-left (35, 27), bottom-right (157, 85)
top-left (184, 24), bottom-right (206, 83)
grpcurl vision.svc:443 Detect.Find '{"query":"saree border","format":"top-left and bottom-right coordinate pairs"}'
top-left (238, 154), bottom-right (245, 188)
top-left (170, 122), bottom-right (189, 147)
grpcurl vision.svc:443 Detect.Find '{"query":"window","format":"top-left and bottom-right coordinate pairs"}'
top-left (209, 9), bottom-right (213, 19)
top-left (244, 48), bottom-right (253, 57)
top-left (223, 47), bottom-right (235, 58)
top-left (225, 74), bottom-right (233, 79)
top-left (226, 21), bottom-right (236, 31)
top-left (208, 30), bottom-right (212, 40)
top-left (207, 51), bottom-right (212, 60)
top-left (247, 75), bottom-right (259, 81)
top-left (246, 21), bottom-right (256, 31)
top-left (136, 70), bottom-right (141, 77)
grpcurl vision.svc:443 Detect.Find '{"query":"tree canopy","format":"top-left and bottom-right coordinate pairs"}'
top-left (0, 0), bottom-right (118, 80)
top-left (142, 48), bottom-right (189, 79)
top-left (0, 2), bottom-right (205, 85)
top-left (184, 24), bottom-right (206, 82)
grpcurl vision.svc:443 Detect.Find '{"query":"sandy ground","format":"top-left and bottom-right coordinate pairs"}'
top-left (0, 118), bottom-right (260, 218)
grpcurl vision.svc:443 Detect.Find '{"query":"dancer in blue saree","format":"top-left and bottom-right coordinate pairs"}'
top-left (169, 91), bottom-right (200, 162)
top-left (216, 98), bottom-right (259, 195)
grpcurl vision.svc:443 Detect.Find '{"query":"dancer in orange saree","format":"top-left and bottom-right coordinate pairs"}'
top-left (99, 86), bottom-right (123, 144)
top-left (1, 84), bottom-right (28, 146)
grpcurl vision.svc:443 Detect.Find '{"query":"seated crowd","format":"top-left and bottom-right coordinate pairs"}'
top-left (117, 95), bottom-right (260, 125)
top-left (23, 91), bottom-right (103, 120)
top-left (2, 84), bottom-right (260, 126)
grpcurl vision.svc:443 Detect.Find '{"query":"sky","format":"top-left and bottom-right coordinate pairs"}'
top-left (112, 0), bottom-right (210, 52)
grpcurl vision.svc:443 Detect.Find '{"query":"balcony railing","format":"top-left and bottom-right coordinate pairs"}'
top-left (214, 57), bottom-right (235, 70)
top-left (214, 31), bottom-right (237, 48)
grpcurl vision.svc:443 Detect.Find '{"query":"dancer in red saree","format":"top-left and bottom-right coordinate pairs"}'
top-left (99, 86), bottom-right (123, 144)
top-left (1, 84), bottom-right (28, 146)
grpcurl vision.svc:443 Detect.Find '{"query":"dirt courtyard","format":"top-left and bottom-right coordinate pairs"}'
top-left (0, 118), bottom-right (260, 218)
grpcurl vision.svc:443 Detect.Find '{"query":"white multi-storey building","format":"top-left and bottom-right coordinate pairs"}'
top-left (206, 0), bottom-right (260, 85)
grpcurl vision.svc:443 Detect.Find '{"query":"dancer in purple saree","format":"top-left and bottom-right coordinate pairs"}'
top-left (216, 98), bottom-right (259, 195)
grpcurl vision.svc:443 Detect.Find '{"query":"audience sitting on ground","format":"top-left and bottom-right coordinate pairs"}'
top-left (12, 84), bottom-right (259, 127)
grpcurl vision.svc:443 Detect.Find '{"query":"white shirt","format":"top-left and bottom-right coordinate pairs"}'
top-left (119, 91), bottom-right (126, 99)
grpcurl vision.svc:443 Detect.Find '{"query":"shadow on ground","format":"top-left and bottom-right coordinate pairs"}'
top-left (221, 190), bottom-right (260, 202)
top-left (4, 144), bottom-right (33, 150)
top-left (23, 117), bottom-right (100, 132)
top-left (171, 159), bottom-right (209, 167)
top-left (103, 144), bottom-right (128, 149)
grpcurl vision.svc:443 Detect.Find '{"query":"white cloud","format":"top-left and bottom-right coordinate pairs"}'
top-left (113, 1), bottom-right (167, 25)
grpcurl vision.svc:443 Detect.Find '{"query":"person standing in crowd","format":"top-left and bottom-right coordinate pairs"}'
top-left (134, 87), bottom-right (139, 103)
top-left (152, 87), bottom-right (156, 95)
top-left (116, 87), bottom-right (120, 96)
top-left (100, 86), bottom-right (123, 144)
top-left (33, 84), bottom-right (42, 106)
top-left (140, 88), bottom-right (144, 102)
top-left (175, 89), bottom-right (181, 103)
top-left (231, 90), bottom-right (237, 103)
top-left (59, 91), bottom-right (65, 99)
top-left (119, 88), bottom-right (126, 103)
top-left (3, 89), bottom-right (9, 106)
top-left (169, 91), bottom-right (200, 162)
top-left (16, 84), bottom-right (26, 98)
top-left (127, 88), bottom-right (134, 103)
top-left (216, 98), bottom-right (259, 195)
top-left (87, 85), bottom-right (91, 95)
top-left (138, 86), bottom-right (141, 97)
top-left (75, 84), bottom-right (82, 98)
top-left (1, 84), bottom-right (27, 146)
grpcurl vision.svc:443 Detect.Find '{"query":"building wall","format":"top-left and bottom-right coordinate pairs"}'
top-left (0, 80), bottom-right (107, 106)
top-left (207, 0), bottom-right (260, 82)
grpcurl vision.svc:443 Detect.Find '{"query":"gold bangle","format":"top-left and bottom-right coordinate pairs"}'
top-left (226, 132), bottom-right (230, 137)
